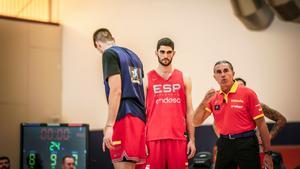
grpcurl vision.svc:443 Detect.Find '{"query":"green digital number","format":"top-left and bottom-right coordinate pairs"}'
top-left (50, 153), bottom-right (57, 167)
top-left (49, 141), bottom-right (61, 151)
top-left (28, 153), bottom-right (36, 168)
top-left (72, 153), bottom-right (78, 166)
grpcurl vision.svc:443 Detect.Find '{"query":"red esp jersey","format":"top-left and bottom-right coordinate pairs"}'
top-left (146, 69), bottom-right (187, 141)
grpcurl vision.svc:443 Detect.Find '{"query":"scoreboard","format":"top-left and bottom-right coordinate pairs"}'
top-left (20, 123), bottom-right (89, 169)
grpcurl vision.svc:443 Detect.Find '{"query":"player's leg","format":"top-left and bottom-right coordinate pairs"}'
top-left (145, 140), bottom-right (166, 169)
top-left (166, 140), bottom-right (188, 169)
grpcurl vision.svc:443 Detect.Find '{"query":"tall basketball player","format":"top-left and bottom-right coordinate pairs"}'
top-left (144, 37), bottom-right (196, 169)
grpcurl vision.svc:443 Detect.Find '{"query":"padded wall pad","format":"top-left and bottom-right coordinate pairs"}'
top-left (231, 0), bottom-right (275, 30)
top-left (268, 0), bottom-right (300, 23)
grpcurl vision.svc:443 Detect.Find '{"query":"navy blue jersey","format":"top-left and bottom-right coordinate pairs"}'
top-left (103, 46), bottom-right (146, 122)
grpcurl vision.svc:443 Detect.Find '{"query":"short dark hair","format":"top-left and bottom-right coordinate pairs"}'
top-left (93, 28), bottom-right (115, 48)
top-left (213, 60), bottom-right (234, 73)
top-left (156, 37), bottom-right (174, 51)
top-left (0, 156), bottom-right (10, 163)
top-left (62, 155), bottom-right (75, 164)
top-left (235, 77), bottom-right (247, 86)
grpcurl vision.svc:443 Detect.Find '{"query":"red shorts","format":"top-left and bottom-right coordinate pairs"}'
top-left (145, 139), bottom-right (188, 169)
top-left (110, 114), bottom-right (146, 164)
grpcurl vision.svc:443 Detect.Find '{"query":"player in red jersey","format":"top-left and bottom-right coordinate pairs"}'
top-left (143, 37), bottom-right (196, 169)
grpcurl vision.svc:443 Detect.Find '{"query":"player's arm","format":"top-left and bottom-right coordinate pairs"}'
top-left (142, 72), bottom-right (149, 156)
top-left (249, 94), bottom-right (272, 152)
top-left (184, 75), bottom-right (196, 159)
top-left (249, 91), bottom-right (273, 169)
top-left (102, 50), bottom-right (121, 151)
top-left (261, 103), bottom-right (287, 139)
top-left (255, 117), bottom-right (272, 152)
top-left (193, 89), bottom-right (215, 127)
top-left (106, 74), bottom-right (122, 127)
top-left (255, 117), bottom-right (273, 169)
top-left (102, 50), bottom-right (121, 127)
top-left (184, 75), bottom-right (195, 141)
top-left (143, 73), bottom-right (148, 109)
top-left (102, 74), bottom-right (122, 151)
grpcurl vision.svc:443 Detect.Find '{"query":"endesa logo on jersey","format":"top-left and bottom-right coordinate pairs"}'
top-left (155, 97), bottom-right (181, 104)
top-left (153, 84), bottom-right (181, 104)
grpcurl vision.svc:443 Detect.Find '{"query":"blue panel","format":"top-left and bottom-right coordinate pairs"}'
top-left (89, 122), bottom-right (300, 168)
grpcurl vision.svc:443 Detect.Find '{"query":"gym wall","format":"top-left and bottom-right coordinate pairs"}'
top-left (0, 18), bottom-right (62, 169)
top-left (60, 0), bottom-right (300, 129)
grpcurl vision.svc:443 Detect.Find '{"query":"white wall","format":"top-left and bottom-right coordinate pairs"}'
top-left (60, 0), bottom-right (300, 129)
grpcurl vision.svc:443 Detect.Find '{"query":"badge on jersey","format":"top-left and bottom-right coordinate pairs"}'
top-left (129, 66), bottom-right (142, 84)
top-left (214, 105), bottom-right (220, 110)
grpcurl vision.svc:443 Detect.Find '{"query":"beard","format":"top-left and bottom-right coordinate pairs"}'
top-left (158, 57), bottom-right (173, 66)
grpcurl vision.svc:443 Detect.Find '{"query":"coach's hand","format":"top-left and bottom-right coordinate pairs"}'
top-left (187, 140), bottom-right (196, 159)
top-left (102, 126), bottom-right (114, 151)
top-left (264, 154), bottom-right (273, 169)
top-left (202, 88), bottom-right (216, 105)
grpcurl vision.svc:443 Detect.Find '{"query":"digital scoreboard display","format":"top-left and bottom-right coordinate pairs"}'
top-left (20, 123), bottom-right (89, 169)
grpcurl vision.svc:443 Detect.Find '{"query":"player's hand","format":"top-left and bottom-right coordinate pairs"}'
top-left (102, 126), bottom-right (114, 152)
top-left (264, 154), bottom-right (273, 169)
top-left (202, 89), bottom-right (216, 105)
top-left (187, 140), bottom-right (196, 159)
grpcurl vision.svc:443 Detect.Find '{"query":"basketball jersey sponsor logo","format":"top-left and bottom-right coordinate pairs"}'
top-left (156, 97), bottom-right (181, 104)
top-left (153, 84), bottom-right (180, 93)
top-left (153, 84), bottom-right (181, 104)
top-left (231, 99), bottom-right (244, 103)
top-left (231, 105), bottom-right (243, 109)
top-left (129, 66), bottom-right (142, 84)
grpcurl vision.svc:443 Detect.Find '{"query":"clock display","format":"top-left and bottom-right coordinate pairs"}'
top-left (21, 123), bottom-right (89, 169)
